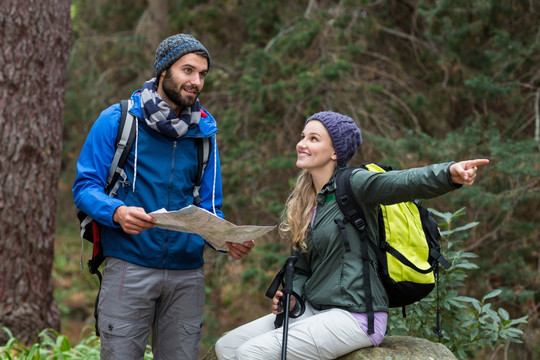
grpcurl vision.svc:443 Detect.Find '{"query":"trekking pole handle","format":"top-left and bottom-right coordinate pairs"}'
top-left (281, 256), bottom-right (297, 360)
top-left (283, 256), bottom-right (298, 294)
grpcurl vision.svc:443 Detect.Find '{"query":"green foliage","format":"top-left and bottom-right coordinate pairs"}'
top-left (387, 208), bottom-right (528, 359)
top-left (57, 1), bottom-right (540, 358)
top-left (1, 327), bottom-right (92, 360)
top-left (0, 327), bottom-right (154, 359)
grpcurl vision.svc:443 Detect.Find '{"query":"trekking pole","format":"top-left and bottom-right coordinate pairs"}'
top-left (281, 256), bottom-right (297, 360)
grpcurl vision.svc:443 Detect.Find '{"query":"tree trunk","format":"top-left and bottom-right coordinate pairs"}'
top-left (134, 0), bottom-right (169, 84)
top-left (135, 0), bottom-right (169, 49)
top-left (0, 0), bottom-right (71, 345)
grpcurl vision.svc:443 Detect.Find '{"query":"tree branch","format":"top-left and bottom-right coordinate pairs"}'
top-left (535, 88), bottom-right (539, 151)
top-left (380, 88), bottom-right (421, 132)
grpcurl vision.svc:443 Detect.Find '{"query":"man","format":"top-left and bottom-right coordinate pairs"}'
top-left (73, 33), bottom-right (254, 360)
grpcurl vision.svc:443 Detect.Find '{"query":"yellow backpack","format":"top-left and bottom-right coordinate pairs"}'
top-left (335, 163), bottom-right (452, 336)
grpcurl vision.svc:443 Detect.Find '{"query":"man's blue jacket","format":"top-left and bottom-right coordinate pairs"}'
top-left (73, 90), bottom-right (224, 270)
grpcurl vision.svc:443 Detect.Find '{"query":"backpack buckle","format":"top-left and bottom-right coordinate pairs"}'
top-left (354, 218), bottom-right (366, 231)
top-left (339, 194), bottom-right (350, 206)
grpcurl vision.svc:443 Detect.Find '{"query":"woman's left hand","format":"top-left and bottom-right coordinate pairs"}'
top-left (449, 159), bottom-right (490, 185)
top-left (272, 290), bottom-right (296, 315)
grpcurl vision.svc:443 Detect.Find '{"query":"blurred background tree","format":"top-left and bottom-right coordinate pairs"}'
top-left (53, 0), bottom-right (540, 358)
top-left (0, 0), bottom-right (71, 345)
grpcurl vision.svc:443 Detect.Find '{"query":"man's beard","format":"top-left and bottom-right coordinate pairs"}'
top-left (161, 72), bottom-right (200, 111)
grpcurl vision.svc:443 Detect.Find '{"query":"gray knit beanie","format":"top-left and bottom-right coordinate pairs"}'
top-left (154, 33), bottom-right (211, 77)
top-left (306, 111), bottom-right (363, 167)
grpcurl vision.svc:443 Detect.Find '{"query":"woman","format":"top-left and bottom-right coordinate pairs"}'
top-left (215, 111), bottom-right (489, 360)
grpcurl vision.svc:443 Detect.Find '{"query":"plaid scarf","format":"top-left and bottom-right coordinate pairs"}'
top-left (140, 78), bottom-right (201, 139)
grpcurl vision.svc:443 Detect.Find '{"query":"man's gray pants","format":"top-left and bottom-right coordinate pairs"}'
top-left (98, 257), bottom-right (204, 360)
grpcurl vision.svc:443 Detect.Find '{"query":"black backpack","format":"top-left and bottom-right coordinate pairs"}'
top-left (76, 99), bottom-right (211, 335)
top-left (334, 164), bottom-right (452, 336)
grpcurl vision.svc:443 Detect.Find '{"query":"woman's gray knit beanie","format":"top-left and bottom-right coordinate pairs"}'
top-left (154, 33), bottom-right (211, 77)
top-left (306, 111), bottom-right (363, 167)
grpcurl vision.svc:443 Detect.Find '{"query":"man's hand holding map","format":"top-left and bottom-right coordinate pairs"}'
top-left (150, 205), bottom-right (276, 251)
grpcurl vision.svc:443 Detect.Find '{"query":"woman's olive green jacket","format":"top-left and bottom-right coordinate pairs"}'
top-left (292, 162), bottom-right (460, 314)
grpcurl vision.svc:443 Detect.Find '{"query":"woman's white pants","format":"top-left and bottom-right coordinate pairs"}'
top-left (215, 302), bottom-right (373, 360)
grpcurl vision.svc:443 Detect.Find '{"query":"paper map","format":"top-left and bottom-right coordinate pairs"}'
top-left (150, 205), bottom-right (276, 251)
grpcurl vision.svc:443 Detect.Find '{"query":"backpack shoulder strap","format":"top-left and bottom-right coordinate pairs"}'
top-left (104, 99), bottom-right (136, 196)
top-left (193, 136), bottom-right (211, 205)
top-left (334, 167), bottom-right (376, 335)
top-left (335, 167), bottom-right (367, 229)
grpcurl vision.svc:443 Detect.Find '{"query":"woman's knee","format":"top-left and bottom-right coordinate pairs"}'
top-left (214, 342), bottom-right (255, 360)
top-left (235, 342), bottom-right (260, 360)
top-left (214, 335), bottom-right (233, 360)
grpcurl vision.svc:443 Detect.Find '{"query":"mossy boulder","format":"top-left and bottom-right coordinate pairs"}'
top-left (335, 336), bottom-right (456, 360)
top-left (202, 335), bottom-right (457, 359)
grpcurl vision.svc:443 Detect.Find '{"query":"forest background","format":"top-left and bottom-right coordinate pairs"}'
top-left (2, 0), bottom-right (539, 359)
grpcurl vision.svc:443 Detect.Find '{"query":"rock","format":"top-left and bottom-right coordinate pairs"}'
top-left (201, 335), bottom-right (456, 360)
top-left (335, 336), bottom-right (457, 360)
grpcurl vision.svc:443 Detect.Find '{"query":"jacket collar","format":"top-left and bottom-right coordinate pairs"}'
top-left (316, 167), bottom-right (344, 205)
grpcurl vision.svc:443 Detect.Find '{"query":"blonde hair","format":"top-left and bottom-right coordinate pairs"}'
top-left (279, 169), bottom-right (317, 252)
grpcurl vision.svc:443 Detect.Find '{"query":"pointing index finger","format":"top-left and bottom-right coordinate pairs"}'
top-left (466, 159), bottom-right (490, 169)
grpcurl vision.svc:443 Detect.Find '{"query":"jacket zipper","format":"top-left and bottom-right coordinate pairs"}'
top-left (168, 141), bottom-right (177, 207)
top-left (163, 140), bottom-right (177, 268)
